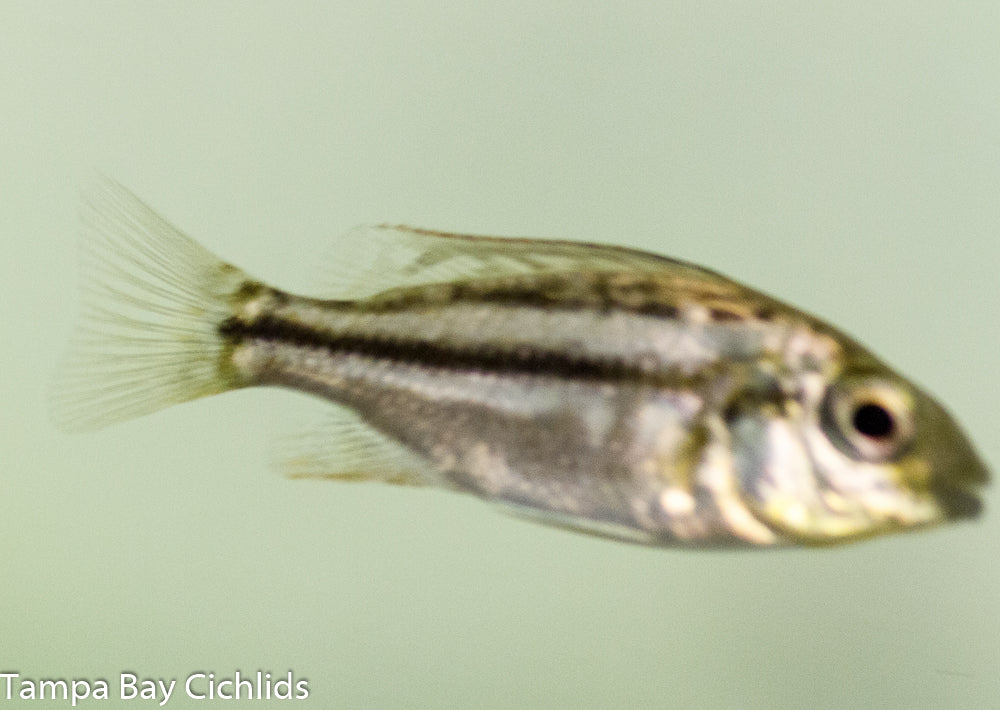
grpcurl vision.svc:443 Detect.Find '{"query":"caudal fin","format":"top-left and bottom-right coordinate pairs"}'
top-left (52, 180), bottom-right (251, 432)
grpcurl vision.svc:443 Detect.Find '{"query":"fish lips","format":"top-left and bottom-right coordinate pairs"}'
top-left (931, 459), bottom-right (989, 520)
top-left (933, 483), bottom-right (984, 520)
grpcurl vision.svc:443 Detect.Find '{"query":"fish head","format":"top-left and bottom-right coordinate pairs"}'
top-left (728, 359), bottom-right (989, 545)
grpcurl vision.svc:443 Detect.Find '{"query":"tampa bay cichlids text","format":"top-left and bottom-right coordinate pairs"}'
top-left (1, 671), bottom-right (309, 706)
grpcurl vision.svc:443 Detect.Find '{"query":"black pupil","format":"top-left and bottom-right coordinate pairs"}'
top-left (852, 403), bottom-right (894, 439)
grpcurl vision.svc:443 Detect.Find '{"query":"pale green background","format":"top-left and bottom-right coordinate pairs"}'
top-left (2, 3), bottom-right (998, 709)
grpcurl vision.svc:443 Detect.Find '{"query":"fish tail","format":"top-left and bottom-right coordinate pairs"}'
top-left (52, 179), bottom-right (252, 432)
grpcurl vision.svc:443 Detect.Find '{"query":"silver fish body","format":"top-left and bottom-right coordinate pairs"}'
top-left (54, 182), bottom-right (989, 547)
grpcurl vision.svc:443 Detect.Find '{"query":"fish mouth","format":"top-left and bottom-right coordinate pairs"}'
top-left (932, 483), bottom-right (984, 520)
top-left (931, 449), bottom-right (990, 520)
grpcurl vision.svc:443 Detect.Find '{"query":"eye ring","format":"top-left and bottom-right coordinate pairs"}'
top-left (822, 377), bottom-right (916, 463)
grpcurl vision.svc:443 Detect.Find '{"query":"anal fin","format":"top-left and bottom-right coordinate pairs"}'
top-left (273, 404), bottom-right (437, 487)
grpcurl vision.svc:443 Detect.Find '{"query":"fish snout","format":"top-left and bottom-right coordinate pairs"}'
top-left (931, 452), bottom-right (989, 521)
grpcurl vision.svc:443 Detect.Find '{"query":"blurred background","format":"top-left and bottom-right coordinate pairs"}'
top-left (2, 3), bottom-right (997, 708)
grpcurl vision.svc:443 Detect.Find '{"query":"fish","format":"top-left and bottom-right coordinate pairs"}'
top-left (52, 180), bottom-right (989, 547)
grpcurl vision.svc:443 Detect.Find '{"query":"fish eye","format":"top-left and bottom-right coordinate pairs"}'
top-left (822, 377), bottom-right (915, 462)
top-left (852, 402), bottom-right (894, 439)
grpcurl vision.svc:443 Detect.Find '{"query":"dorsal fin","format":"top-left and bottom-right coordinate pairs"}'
top-left (311, 225), bottom-right (732, 299)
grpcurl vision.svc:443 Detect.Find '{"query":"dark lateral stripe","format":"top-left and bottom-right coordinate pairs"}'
top-left (219, 315), bottom-right (661, 382)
